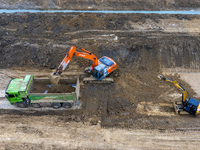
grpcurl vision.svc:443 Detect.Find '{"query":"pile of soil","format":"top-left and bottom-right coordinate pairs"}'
top-left (31, 84), bottom-right (75, 93)
top-left (48, 84), bottom-right (75, 93)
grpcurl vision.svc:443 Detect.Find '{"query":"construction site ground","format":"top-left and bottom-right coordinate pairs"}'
top-left (2, 2), bottom-right (200, 149)
top-left (1, 68), bottom-right (200, 149)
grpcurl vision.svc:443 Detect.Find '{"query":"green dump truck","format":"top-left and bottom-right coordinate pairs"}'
top-left (5, 75), bottom-right (80, 109)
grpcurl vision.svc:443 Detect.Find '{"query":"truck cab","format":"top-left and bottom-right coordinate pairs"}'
top-left (5, 75), bottom-right (33, 105)
top-left (5, 78), bottom-right (24, 104)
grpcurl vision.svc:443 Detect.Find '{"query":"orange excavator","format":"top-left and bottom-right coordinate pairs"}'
top-left (49, 46), bottom-right (117, 84)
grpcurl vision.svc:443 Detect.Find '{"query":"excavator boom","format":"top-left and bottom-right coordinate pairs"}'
top-left (159, 75), bottom-right (187, 103)
top-left (49, 46), bottom-right (76, 85)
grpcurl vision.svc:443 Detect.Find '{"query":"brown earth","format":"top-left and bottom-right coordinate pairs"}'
top-left (30, 82), bottom-right (75, 93)
top-left (1, 13), bottom-right (200, 71)
top-left (1, 0), bottom-right (200, 10)
top-left (1, 12), bottom-right (200, 129)
top-left (1, 114), bottom-right (200, 150)
top-left (1, 11), bottom-right (200, 149)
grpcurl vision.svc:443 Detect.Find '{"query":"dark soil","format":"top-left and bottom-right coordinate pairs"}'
top-left (31, 84), bottom-right (75, 93)
top-left (0, 13), bottom-right (200, 71)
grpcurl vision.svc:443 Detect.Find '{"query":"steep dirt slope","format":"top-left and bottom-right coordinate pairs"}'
top-left (1, 13), bottom-right (200, 71)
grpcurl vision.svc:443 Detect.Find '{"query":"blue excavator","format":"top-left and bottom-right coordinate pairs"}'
top-left (159, 75), bottom-right (200, 115)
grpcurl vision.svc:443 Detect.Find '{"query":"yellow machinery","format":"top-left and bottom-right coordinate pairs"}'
top-left (159, 75), bottom-right (200, 115)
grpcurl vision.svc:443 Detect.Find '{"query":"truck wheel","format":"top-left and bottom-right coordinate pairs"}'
top-left (24, 98), bottom-right (30, 106)
top-left (16, 102), bottom-right (27, 108)
top-left (31, 103), bottom-right (41, 108)
top-left (51, 102), bottom-right (61, 109)
top-left (83, 80), bottom-right (88, 84)
top-left (62, 102), bottom-right (72, 108)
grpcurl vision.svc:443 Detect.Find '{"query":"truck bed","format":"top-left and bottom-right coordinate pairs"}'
top-left (28, 78), bottom-right (77, 94)
top-left (27, 77), bottom-right (80, 104)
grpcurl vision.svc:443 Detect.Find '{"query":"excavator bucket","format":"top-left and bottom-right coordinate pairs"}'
top-left (49, 73), bottom-right (61, 85)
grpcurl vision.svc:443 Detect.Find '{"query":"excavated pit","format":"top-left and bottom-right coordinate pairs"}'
top-left (1, 12), bottom-right (200, 130)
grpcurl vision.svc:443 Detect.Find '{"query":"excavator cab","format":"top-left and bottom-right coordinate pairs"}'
top-left (93, 63), bottom-right (107, 80)
top-left (92, 56), bottom-right (117, 81)
top-left (184, 98), bottom-right (200, 115)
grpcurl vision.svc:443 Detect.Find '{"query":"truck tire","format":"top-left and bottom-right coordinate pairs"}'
top-left (62, 102), bottom-right (72, 108)
top-left (31, 103), bottom-right (41, 108)
top-left (24, 98), bottom-right (30, 106)
top-left (51, 102), bottom-right (61, 109)
top-left (16, 102), bottom-right (27, 108)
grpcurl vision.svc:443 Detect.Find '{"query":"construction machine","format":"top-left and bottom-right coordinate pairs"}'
top-left (159, 75), bottom-right (200, 115)
top-left (49, 46), bottom-right (117, 84)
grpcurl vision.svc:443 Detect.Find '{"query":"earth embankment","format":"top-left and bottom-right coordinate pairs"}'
top-left (0, 13), bottom-right (200, 71)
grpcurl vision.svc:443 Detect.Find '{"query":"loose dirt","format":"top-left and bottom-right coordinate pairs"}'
top-left (31, 83), bottom-right (75, 93)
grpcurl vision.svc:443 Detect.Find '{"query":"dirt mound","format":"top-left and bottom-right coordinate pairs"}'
top-left (31, 84), bottom-right (75, 93)
top-left (49, 84), bottom-right (75, 93)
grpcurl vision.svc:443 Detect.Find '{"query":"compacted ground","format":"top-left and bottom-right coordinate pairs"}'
top-left (1, 6), bottom-right (200, 149)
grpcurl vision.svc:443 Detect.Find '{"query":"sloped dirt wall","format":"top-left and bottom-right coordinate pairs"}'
top-left (0, 13), bottom-right (200, 72)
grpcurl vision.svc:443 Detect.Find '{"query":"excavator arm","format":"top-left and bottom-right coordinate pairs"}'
top-left (53, 46), bottom-right (76, 76)
top-left (159, 75), bottom-right (188, 103)
top-left (50, 46), bottom-right (99, 84)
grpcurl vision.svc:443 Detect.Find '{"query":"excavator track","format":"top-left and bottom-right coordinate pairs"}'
top-left (173, 101), bottom-right (184, 114)
top-left (83, 76), bottom-right (114, 84)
